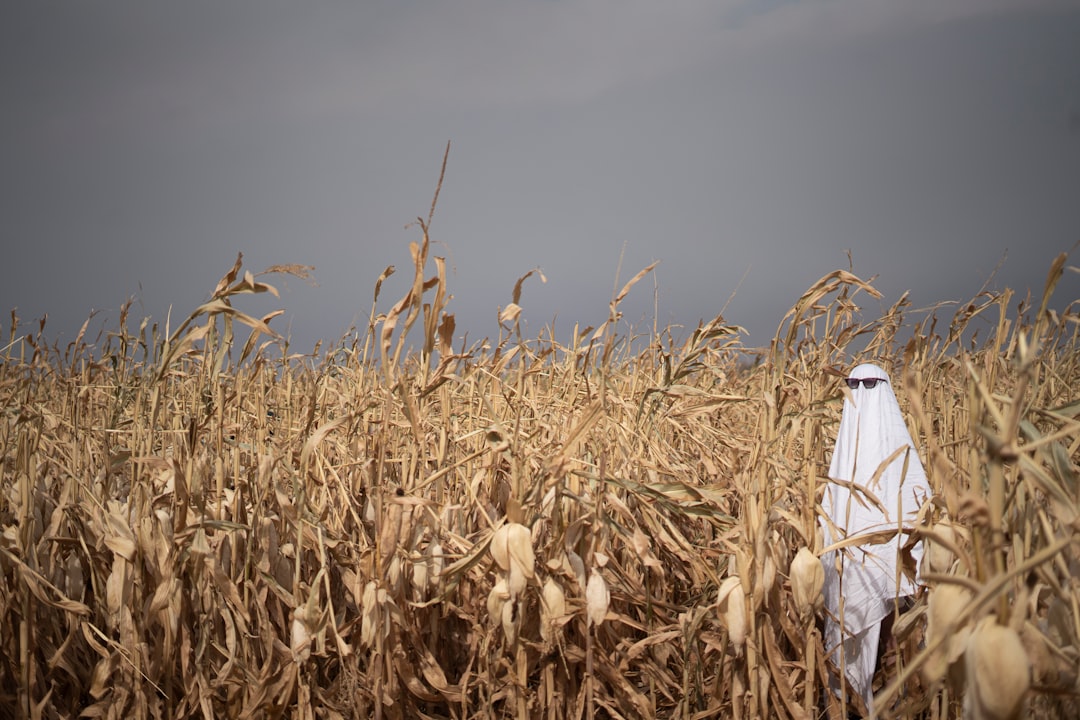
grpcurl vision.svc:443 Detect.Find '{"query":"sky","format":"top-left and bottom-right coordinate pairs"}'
top-left (3, 0), bottom-right (1079, 358)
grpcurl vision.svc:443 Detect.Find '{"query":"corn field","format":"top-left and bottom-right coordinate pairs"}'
top-left (1, 192), bottom-right (1078, 718)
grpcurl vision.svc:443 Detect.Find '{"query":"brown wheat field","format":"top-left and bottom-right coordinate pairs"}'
top-left (1, 189), bottom-right (1078, 719)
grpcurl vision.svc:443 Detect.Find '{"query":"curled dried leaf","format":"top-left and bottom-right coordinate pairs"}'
top-left (487, 577), bottom-right (510, 625)
top-left (427, 541), bottom-right (444, 587)
top-left (490, 524), bottom-right (511, 571)
top-left (491, 522), bottom-right (534, 597)
top-left (921, 520), bottom-right (966, 577)
top-left (717, 576), bottom-right (747, 649)
top-left (924, 583), bottom-right (973, 684)
top-left (541, 577), bottom-right (566, 643)
top-left (412, 555), bottom-right (429, 600)
top-left (291, 608), bottom-right (311, 663)
top-left (631, 527), bottom-right (664, 573)
top-left (508, 563), bottom-right (527, 598)
top-left (790, 547), bottom-right (824, 617)
top-left (760, 553), bottom-right (776, 599)
top-left (586, 570), bottom-right (610, 627)
top-left (565, 550), bottom-right (587, 591)
top-left (506, 523), bottom-right (535, 579)
top-left (501, 598), bottom-right (518, 644)
top-left (499, 303), bottom-right (522, 325)
top-left (965, 617), bottom-right (1030, 720)
top-left (361, 581), bottom-right (379, 648)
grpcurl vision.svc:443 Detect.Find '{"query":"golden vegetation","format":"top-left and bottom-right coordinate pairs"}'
top-left (1, 187), bottom-right (1078, 718)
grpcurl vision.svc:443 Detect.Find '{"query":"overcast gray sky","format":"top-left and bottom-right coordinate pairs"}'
top-left (3, 1), bottom-right (1079, 356)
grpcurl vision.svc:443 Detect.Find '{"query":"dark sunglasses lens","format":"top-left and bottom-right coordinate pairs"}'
top-left (845, 379), bottom-right (859, 389)
top-left (862, 379), bottom-right (879, 389)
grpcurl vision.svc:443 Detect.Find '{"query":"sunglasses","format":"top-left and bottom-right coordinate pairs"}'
top-left (845, 378), bottom-right (886, 390)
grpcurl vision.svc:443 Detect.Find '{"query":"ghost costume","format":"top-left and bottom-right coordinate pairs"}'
top-left (821, 363), bottom-right (931, 712)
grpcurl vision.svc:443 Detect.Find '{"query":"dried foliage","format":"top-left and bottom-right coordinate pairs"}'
top-left (1, 179), bottom-right (1078, 718)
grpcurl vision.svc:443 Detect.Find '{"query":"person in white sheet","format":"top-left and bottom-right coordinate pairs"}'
top-left (821, 363), bottom-right (932, 713)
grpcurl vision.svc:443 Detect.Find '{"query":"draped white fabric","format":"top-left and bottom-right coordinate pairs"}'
top-left (821, 363), bottom-right (931, 711)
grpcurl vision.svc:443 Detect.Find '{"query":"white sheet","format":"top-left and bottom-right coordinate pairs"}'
top-left (821, 362), bottom-right (932, 711)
